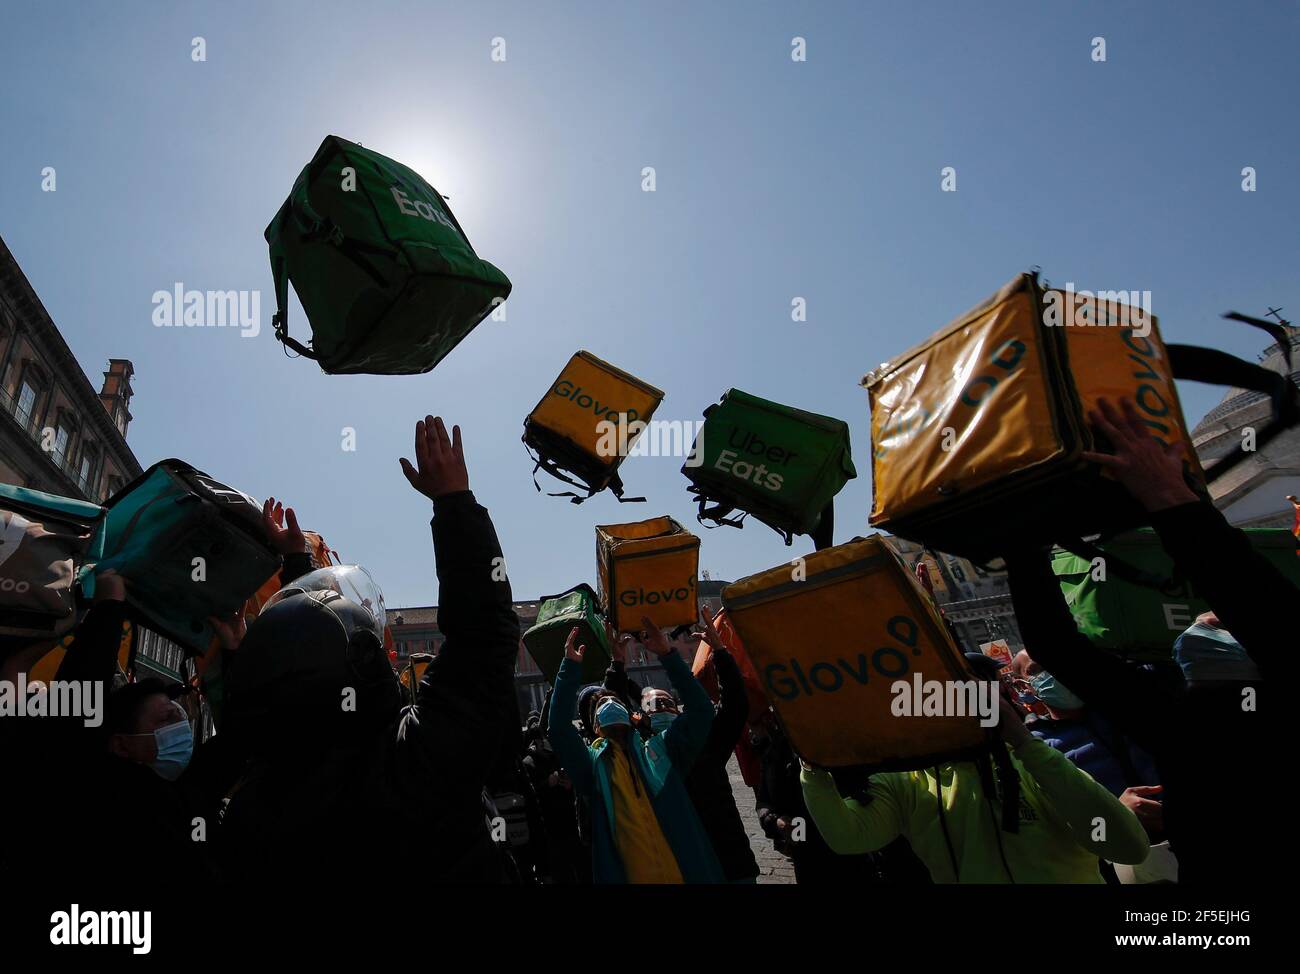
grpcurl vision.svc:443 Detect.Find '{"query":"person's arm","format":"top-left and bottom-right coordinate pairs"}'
top-left (997, 696), bottom-right (1148, 864)
top-left (696, 648), bottom-right (749, 769)
top-left (54, 571), bottom-right (131, 685)
top-left (1083, 396), bottom-right (1296, 669)
top-left (259, 496), bottom-right (308, 584)
top-left (1003, 544), bottom-right (1165, 724)
top-left (660, 651), bottom-right (715, 767)
top-left (1011, 737), bottom-right (1150, 865)
top-left (639, 618), bottom-right (714, 769)
top-left (693, 609), bottom-right (750, 768)
top-left (545, 632), bottom-right (594, 795)
top-left (396, 418), bottom-right (521, 795)
top-left (279, 552), bottom-right (315, 586)
top-left (1149, 501), bottom-right (1294, 669)
top-left (799, 767), bottom-right (905, 855)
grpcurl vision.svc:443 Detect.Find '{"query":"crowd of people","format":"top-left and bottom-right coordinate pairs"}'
top-left (1, 399), bottom-right (1282, 887)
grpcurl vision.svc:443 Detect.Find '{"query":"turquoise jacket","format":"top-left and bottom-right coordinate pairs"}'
top-left (547, 651), bottom-right (725, 884)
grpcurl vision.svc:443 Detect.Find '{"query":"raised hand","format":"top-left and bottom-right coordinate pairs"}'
top-left (262, 496), bottom-right (307, 555)
top-left (1081, 397), bottom-right (1198, 512)
top-left (697, 606), bottom-right (725, 652)
top-left (400, 416), bottom-right (470, 501)
top-left (1119, 785), bottom-right (1165, 833)
top-left (564, 626), bottom-right (586, 663)
top-left (612, 630), bottom-right (635, 664)
top-left (639, 616), bottom-right (672, 658)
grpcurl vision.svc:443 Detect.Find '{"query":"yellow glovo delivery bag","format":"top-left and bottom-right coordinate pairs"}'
top-left (865, 271), bottom-right (1212, 561)
top-left (596, 516), bottom-right (700, 632)
top-left (722, 535), bottom-right (989, 770)
top-left (524, 350), bottom-right (665, 503)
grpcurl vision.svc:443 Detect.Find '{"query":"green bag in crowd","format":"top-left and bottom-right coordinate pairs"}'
top-left (522, 583), bottom-right (612, 685)
top-left (265, 134), bottom-right (512, 375)
top-left (1052, 527), bottom-right (1300, 662)
top-left (682, 389), bottom-right (856, 548)
top-left (93, 460), bottom-right (281, 654)
top-left (0, 484), bottom-right (105, 641)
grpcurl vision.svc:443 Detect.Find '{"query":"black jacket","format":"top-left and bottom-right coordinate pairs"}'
top-left (1004, 501), bottom-right (1282, 885)
top-left (752, 727), bottom-right (880, 884)
top-left (218, 490), bottom-right (521, 887)
top-left (3, 599), bottom-right (223, 888)
top-left (682, 649), bottom-right (759, 881)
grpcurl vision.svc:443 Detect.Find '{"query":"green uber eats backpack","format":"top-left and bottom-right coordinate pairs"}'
top-left (93, 460), bottom-right (281, 654)
top-left (522, 584), bottom-right (612, 685)
top-left (1051, 527), bottom-right (1300, 663)
top-left (265, 135), bottom-right (512, 375)
top-left (683, 389), bottom-right (857, 548)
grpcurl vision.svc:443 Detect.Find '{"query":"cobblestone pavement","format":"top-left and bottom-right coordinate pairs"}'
top-left (727, 755), bottom-right (796, 884)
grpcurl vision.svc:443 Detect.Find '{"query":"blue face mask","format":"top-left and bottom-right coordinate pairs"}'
top-left (649, 711), bottom-right (677, 734)
top-left (1029, 671), bottom-right (1085, 712)
top-left (151, 719), bottom-right (194, 781)
top-left (595, 699), bottom-right (630, 733)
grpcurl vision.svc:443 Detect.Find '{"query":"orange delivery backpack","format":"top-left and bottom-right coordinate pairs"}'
top-left (596, 516), bottom-right (699, 632)
top-left (524, 350), bottom-right (665, 503)
top-left (721, 535), bottom-right (989, 771)
top-left (864, 270), bottom-right (1299, 562)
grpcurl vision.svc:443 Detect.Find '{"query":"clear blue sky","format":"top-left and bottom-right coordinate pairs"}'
top-left (1, 0), bottom-right (1296, 607)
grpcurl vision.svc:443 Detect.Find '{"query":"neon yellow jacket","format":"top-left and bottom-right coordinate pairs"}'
top-left (800, 738), bottom-right (1149, 883)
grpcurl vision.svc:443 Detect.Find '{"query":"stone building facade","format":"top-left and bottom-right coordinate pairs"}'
top-left (0, 233), bottom-right (141, 500)
top-left (0, 233), bottom-right (192, 690)
top-left (1190, 326), bottom-right (1300, 528)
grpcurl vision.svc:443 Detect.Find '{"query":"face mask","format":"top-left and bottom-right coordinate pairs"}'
top-left (1029, 671), bottom-right (1085, 712)
top-left (649, 712), bottom-right (677, 734)
top-left (595, 699), bottom-right (630, 733)
top-left (151, 719), bottom-right (194, 781)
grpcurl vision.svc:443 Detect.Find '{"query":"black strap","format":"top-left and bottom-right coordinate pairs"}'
top-left (525, 444), bottom-right (644, 504)
top-left (269, 255), bottom-right (318, 361)
top-left (606, 471), bottom-right (645, 504)
top-left (811, 500), bottom-right (835, 552)
top-left (686, 485), bottom-right (794, 545)
top-left (1221, 311), bottom-right (1293, 370)
top-left (1056, 538), bottom-right (1185, 596)
top-left (688, 486), bottom-right (747, 530)
top-left (1168, 342), bottom-right (1300, 483)
top-left (990, 743), bottom-right (1021, 836)
top-left (934, 766), bottom-right (960, 881)
top-left (271, 208), bottom-right (397, 362)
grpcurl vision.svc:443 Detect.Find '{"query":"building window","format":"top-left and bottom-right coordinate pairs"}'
top-left (77, 444), bottom-right (99, 494)
top-left (52, 424), bottom-right (69, 461)
top-left (16, 380), bottom-right (37, 430)
top-left (51, 412), bottom-right (79, 473)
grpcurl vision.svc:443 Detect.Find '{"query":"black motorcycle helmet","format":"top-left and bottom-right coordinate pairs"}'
top-left (225, 585), bottom-right (401, 746)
